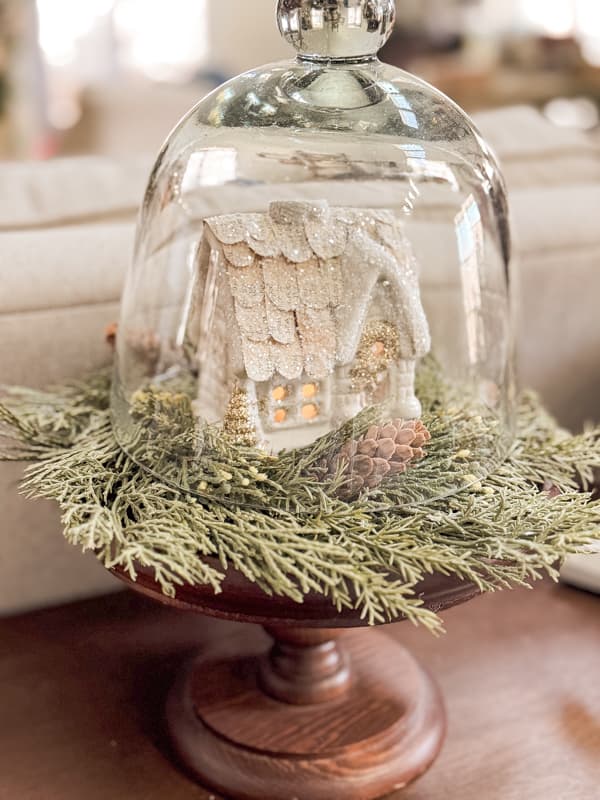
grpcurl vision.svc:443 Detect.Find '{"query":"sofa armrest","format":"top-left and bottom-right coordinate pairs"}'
top-left (0, 157), bottom-right (145, 616)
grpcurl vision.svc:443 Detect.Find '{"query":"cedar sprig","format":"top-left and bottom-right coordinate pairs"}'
top-left (1, 365), bottom-right (599, 632)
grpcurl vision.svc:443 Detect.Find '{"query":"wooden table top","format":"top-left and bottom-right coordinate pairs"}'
top-left (1, 578), bottom-right (599, 800)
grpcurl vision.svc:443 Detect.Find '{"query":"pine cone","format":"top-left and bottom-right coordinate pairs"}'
top-left (324, 419), bottom-right (431, 500)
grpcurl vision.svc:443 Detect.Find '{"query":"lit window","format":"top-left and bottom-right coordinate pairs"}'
top-left (272, 386), bottom-right (288, 402)
top-left (274, 409), bottom-right (288, 424)
top-left (301, 383), bottom-right (318, 400)
top-left (302, 403), bottom-right (319, 421)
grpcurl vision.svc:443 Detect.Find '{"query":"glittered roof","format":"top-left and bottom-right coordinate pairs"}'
top-left (205, 201), bottom-right (430, 383)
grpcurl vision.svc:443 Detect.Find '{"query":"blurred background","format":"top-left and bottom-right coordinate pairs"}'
top-left (1, 0), bottom-right (600, 160)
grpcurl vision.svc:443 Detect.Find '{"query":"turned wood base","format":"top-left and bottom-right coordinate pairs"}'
top-left (166, 626), bottom-right (446, 800)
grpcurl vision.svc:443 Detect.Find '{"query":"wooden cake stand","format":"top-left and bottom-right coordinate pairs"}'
top-left (113, 564), bottom-right (478, 800)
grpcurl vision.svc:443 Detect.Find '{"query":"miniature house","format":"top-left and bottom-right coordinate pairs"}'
top-left (187, 200), bottom-right (431, 451)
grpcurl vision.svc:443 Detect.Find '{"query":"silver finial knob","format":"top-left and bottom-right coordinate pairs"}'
top-left (277, 0), bottom-right (396, 61)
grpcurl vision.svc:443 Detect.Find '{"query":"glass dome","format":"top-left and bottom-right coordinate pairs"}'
top-left (112, 0), bottom-right (515, 511)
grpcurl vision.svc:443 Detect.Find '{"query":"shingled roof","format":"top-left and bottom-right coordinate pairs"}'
top-left (204, 201), bottom-right (430, 383)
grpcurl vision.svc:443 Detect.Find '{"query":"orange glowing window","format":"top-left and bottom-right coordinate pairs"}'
top-left (272, 386), bottom-right (288, 402)
top-left (302, 382), bottom-right (318, 400)
top-left (274, 408), bottom-right (288, 424)
top-left (301, 403), bottom-right (319, 420)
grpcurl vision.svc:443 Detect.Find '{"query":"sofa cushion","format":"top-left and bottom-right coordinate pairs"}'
top-left (0, 156), bottom-right (149, 230)
top-left (0, 157), bottom-right (147, 615)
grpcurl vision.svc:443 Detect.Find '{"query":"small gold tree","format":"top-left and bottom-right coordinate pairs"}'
top-left (223, 385), bottom-right (258, 447)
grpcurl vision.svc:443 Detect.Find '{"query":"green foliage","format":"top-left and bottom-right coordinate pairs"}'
top-left (116, 356), bottom-right (504, 512)
top-left (1, 369), bottom-right (600, 633)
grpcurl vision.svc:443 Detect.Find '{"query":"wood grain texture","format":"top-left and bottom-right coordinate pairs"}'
top-left (166, 628), bottom-right (445, 799)
top-left (1, 580), bottom-right (600, 799)
top-left (260, 627), bottom-right (353, 705)
top-left (111, 557), bottom-right (472, 797)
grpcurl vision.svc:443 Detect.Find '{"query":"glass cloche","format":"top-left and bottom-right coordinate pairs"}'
top-left (112, 0), bottom-right (515, 511)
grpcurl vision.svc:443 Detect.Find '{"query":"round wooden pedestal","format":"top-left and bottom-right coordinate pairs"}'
top-left (166, 626), bottom-right (446, 800)
top-left (113, 564), bottom-right (478, 799)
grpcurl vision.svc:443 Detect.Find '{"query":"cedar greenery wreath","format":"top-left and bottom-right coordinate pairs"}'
top-left (1, 361), bottom-right (599, 634)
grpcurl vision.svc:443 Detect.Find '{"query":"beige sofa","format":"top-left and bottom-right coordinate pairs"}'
top-left (1, 106), bottom-right (599, 616)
